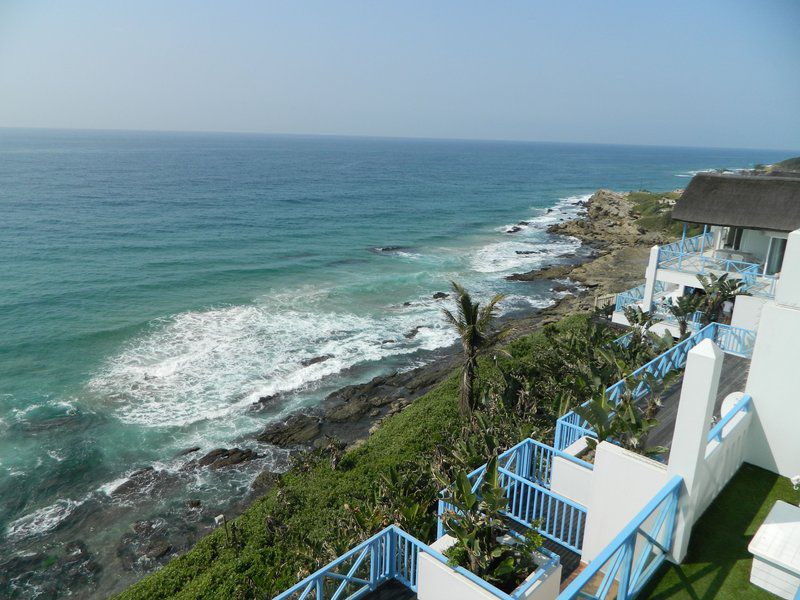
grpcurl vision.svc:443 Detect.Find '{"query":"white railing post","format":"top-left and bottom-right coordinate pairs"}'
top-left (642, 246), bottom-right (660, 313)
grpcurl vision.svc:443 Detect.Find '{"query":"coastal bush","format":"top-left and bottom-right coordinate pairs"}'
top-left (117, 313), bottom-right (650, 599)
top-left (628, 190), bottom-right (701, 237)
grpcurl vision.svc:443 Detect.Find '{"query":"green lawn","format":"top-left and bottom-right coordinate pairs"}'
top-left (642, 463), bottom-right (800, 599)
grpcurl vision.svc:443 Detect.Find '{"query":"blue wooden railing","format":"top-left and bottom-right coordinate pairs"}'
top-left (614, 281), bottom-right (667, 313)
top-left (656, 232), bottom-right (713, 269)
top-left (554, 323), bottom-right (756, 451)
top-left (438, 438), bottom-right (590, 552)
top-left (707, 394), bottom-right (752, 446)
top-left (558, 476), bottom-right (683, 600)
top-left (273, 524), bottom-right (560, 600)
top-left (655, 231), bottom-right (779, 298)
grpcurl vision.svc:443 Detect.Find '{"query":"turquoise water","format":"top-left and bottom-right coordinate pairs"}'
top-left (0, 129), bottom-right (788, 597)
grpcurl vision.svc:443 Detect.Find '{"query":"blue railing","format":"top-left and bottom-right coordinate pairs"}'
top-left (655, 232), bottom-right (779, 298)
top-left (558, 476), bottom-right (683, 600)
top-left (614, 281), bottom-right (667, 313)
top-left (498, 468), bottom-right (587, 553)
top-left (273, 524), bottom-right (560, 600)
top-left (554, 323), bottom-right (756, 451)
top-left (707, 394), bottom-right (752, 446)
top-left (438, 439), bottom-right (590, 552)
top-left (499, 438), bottom-right (593, 488)
top-left (656, 232), bottom-right (713, 269)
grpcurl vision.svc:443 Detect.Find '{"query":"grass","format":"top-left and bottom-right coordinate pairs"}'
top-left (627, 190), bottom-right (701, 238)
top-left (117, 315), bottom-right (593, 599)
top-left (641, 463), bottom-right (800, 599)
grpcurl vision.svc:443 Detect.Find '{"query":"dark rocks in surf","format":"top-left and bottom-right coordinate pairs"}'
top-left (505, 225), bottom-right (523, 234)
top-left (404, 325), bottom-right (424, 339)
top-left (117, 518), bottom-right (194, 572)
top-left (176, 446), bottom-right (201, 457)
top-left (515, 250), bottom-right (540, 255)
top-left (0, 540), bottom-right (101, 595)
top-left (249, 393), bottom-right (281, 412)
top-left (300, 355), bottom-right (333, 367)
top-left (195, 448), bottom-right (260, 470)
top-left (369, 245), bottom-right (411, 254)
top-left (506, 264), bottom-right (575, 282)
top-left (518, 220), bottom-right (530, 226)
top-left (257, 414), bottom-right (322, 446)
top-left (432, 291), bottom-right (449, 300)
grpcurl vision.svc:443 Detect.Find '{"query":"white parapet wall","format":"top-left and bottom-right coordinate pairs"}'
top-left (580, 442), bottom-right (669, 563)
top-left (744, 228), bottom-right (800, 478)
top-left (731, 295), bottom-right (768, 331)
top-left (550, 438), bottom-right (593, 507)
top-left (417, 535), bottom-right (561, 600)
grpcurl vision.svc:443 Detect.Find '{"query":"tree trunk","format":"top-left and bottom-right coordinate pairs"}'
top-left (460, 357), bottom-right (476, 418)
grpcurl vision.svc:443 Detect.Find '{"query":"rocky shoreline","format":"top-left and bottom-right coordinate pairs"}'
top-left (244, 188), bottom-right (673, 475)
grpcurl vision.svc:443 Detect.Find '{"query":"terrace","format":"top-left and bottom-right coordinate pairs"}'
top-left (554, 322), bottom-right (756, 453)
top-left (655, 231), bottom-right (778, 299)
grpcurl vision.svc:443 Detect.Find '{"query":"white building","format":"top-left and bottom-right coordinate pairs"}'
top-left (612, 173), bottom-right (800, 337)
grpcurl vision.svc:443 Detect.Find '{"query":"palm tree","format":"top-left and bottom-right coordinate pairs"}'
top-left (667, 293), bottom-right (702, 337)
top-left (442, 282), bottom-right (504, 418)
top-left (696, 273), bottom-right (748, 324)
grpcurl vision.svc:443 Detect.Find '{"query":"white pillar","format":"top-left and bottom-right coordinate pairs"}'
top-left (666, 339), bottom-right (723, 562)
top-left (642, 246), bottom-right (661, 311)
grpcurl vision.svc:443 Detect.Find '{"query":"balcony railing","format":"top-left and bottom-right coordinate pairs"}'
top-left (656, 232), bottom-right (713, 269)
top-left (554, 323), bottom-right (756, 451)
top-left (655, 231), bottom-right (779, 299)
top-left (557, 476), bottom-right (683, 600)
top-left (707, 394), bottom-right (752, 447)
top-left (438, 438), bottom-right (591, 553)
top-left (614, 281), bottom-right (667, 313)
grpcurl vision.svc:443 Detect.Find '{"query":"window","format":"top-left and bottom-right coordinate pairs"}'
top-left (725, 227), bottom-right (743, 250)
top-left (767, 238), bottom-right (787, 275)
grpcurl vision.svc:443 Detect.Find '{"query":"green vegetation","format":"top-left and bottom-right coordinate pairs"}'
top-left (440, 456), bottom-right (543, 593)
top-left (772, 156), bottom-right (800, 172)
top-left (119, 313), bottom-right (663, 599)
top-left (628, 190), bottom-right (701, 237)
top-left (642, 463), bottom-right (800, 599)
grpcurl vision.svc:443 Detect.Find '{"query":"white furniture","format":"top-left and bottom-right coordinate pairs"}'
top-left (748, 501), bottom-right (800, 599)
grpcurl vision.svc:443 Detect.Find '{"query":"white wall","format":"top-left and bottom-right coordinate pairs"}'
top-left (744, 231), bottom-right (800, 477)
top-left (580, 442), bottom-right (669, 563)
top-left (418, 535), bottom-right (561, 600)
top-left (731, 295), bottom-right (768, 331)
top-left (550, 438), bottom-right (593, 507)
top-left (698, 395), bottom-right (752, 517)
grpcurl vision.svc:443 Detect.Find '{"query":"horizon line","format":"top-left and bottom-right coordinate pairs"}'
top-left (0, 124), bottom-right (797, 155)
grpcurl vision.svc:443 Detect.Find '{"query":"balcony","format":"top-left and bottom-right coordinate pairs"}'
top-left (656, 232), bottom-right (778, 298)
top-left (555, 323), bottom-right (756, 453)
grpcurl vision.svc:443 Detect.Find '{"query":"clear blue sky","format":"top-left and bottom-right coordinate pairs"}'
top-left (1, 0), bottom-right (798, 150)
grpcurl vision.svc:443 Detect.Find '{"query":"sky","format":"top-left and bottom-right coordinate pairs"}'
top-left (0, 0), bottom-right (798, 150)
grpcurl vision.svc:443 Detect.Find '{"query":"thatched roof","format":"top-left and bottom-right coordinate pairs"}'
top-left (672, 173), bottom-right (800, 232)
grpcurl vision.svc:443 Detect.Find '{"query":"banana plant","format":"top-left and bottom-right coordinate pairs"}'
top-left (439, 456), bottom-right (543, 591)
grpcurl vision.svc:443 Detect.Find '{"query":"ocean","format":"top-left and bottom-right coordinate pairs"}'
top-left (0, 128), bottom-right (788, 597)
